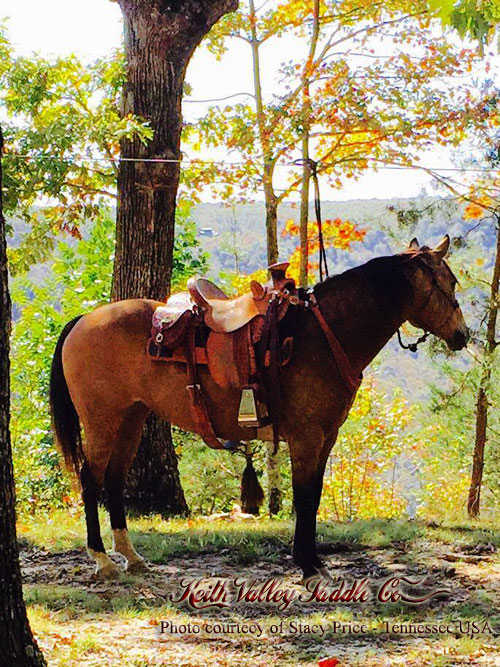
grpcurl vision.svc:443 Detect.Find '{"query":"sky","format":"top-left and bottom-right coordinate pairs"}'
top-left (1, 0), bottom-right (496, 202)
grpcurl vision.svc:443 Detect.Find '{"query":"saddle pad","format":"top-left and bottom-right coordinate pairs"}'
top-left (152, 292), bottom-right (194, 328)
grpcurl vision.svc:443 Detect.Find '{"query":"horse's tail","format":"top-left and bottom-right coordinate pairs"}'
top-left (49, 315), bottom-right (85, 476)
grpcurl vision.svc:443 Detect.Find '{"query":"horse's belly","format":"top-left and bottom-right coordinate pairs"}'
top-left (144, 360), bottom-right (252, 441)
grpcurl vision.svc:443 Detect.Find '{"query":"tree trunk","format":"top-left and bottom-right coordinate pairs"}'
top-left (265, 190), bottom-right (278, 266)
top-left (467, 215), bottom-right (500, 517)
top-left (125, 417), bottom-right (188, 516)
top-left (249, 0), bottom-right (278, 266)
top-left (113, 0), bottom-right (237, 515)
top-left (299, 148), bottom-right (310, 288)
top-left (0, 131), bottom-right (46, 666)
top-left (468, 385), bottom-right (488, 517)
top-left (299, 0), bottom-right (320, 288)
top-left (247, 0), bottom-right (281, 508)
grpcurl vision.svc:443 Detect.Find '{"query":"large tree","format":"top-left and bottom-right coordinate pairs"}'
top-left (0, 130), bottom-right (46, 666)
top-left (112, 0), bottom-right (238, 513)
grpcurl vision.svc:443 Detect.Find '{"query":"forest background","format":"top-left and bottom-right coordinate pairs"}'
top-left (1, 0), bottom-right (499, 526)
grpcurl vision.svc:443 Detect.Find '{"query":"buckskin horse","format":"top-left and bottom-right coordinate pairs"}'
top-left (49, 235), bottom-right (468, 579)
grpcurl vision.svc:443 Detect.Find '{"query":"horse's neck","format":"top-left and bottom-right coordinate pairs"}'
top-left (316, 258), bottom-right (413, 375)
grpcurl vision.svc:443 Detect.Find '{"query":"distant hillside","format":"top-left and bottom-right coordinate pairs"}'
top-left (191, 195), bottom-right (484, 401)
top-left (190, 195), bottom-right (479, 279)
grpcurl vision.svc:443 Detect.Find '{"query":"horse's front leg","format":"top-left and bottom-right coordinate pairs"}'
top-left (292, 474), bottom-right (324, 578)
top-left (289, 428), bottom-right (338, 579)
top-left (289, 432), bottom-right (326, 579)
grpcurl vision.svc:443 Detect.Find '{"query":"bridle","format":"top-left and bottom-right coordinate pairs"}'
top-left (397, 254), bottom-right (461, 353)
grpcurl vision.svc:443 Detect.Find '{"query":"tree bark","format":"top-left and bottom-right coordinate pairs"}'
top-left (467, 214), bottom-right (500, 517)
top-left (0, 131), bottom-right (46, 666)
top-left (264, 190), bottom-right (278, 266)
top-left (299, 157), bottom-right (311, 288)
top-left (299, 0), bottom-right (320, 288)
top-left (113, 0), bottom-right (237, 515)
top-left (248, 0), bottom-right (278, 265)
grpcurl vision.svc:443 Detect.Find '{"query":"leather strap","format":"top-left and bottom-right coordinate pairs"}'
top-left (184, 326), bottom-right (223, 449)
top-left (255, 298), bottom-right (281, 454)
top-left (309, 294), bottom-right (361, 393)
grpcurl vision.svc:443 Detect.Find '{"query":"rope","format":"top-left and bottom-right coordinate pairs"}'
top-left (309, 159), bottom-right (329, 281)
top-left (294, 157), bottom-right (330, 282)
top-left (4, 152), bottom-right (499, 171)
top-left (397, 328), bottom-right (429, 353)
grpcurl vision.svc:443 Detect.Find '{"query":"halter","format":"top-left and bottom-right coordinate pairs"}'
top-left (397, 254), bottom-right (460, 353)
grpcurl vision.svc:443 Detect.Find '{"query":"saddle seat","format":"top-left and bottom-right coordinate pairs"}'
top-left (188, 277), bottom-right (267, 333)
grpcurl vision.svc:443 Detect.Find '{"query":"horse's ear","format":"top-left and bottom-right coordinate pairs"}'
top-left (408, 238), bottom-right (419, 251)
top-left (433, 235), bottom-right (450, 261)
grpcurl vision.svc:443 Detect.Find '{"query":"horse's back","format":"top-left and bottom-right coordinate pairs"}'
top-left (76, 298), bottom-right (160, 336)
top-left (61, 298), bottom-right (161, 415)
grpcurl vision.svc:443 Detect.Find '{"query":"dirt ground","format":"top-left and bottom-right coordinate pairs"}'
top-left (19, 518), bottom-right (500, 667)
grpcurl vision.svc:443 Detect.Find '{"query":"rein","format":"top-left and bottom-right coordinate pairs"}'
top-left (275, 287), bottom-right (361, 394)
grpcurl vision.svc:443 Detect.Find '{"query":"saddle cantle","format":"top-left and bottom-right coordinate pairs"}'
top-left (147, 263), bottom-right (299, 449)
top-left (188, 277), bottom-right (267, 333)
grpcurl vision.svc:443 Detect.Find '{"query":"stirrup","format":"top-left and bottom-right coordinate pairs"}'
top-left (237, 388), bottom-right (260, 428)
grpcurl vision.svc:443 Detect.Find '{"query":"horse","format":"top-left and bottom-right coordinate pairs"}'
top-left (49, 235), bottom-right (469, 579)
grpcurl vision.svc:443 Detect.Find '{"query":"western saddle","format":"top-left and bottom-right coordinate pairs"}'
top-left (147, 262), bottom-right (360, 450)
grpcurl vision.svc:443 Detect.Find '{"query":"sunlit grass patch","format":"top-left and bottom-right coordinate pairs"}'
top-left (25, 585), bottom-right (107, 618)
top-left (18, 507), bottom-right (87, 551)
top-left (128, 516), bottom-right (293, 564)
top-left (425, 520), bottom-right (500, 549)
top-left (316, 518), bottom-right (423, 548)
top-left (17, 510), bottom-right (498, 571)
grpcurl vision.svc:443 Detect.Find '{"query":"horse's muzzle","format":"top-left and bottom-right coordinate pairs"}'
top-left (449, 327), bottom-right (469, 351)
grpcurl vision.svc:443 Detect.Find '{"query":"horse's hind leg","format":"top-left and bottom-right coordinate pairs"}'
top-left (106, 405), bottom-right (149, 572)
top-left (80, 405), bottom-right (146, 577)
top-left (80, 462), bottom-right (120, 578)
top-left (105, 463), bottom-right (146, 573)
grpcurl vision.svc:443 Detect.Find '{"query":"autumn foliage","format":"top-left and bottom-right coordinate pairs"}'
top-left (282, 216), bottom-right (366, 282)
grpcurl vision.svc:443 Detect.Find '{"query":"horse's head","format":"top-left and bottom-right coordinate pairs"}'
top-left (403, 235), bottom-right (469, 351)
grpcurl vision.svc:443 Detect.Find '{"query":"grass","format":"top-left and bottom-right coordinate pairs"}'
top-left (18, 509), bottom-right (424, 559)
top-left (18, 513), bottom-right (500, 666)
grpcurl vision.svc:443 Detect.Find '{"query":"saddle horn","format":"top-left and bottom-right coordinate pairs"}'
top-left (268, 262), bottom-right (295, 291)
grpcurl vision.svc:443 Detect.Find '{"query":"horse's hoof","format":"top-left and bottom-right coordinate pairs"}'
top-left (317, 566), bottom-right (334, 581)
top-left (127, 559), bottom-right (148, 574)
top-left (300, 569), bottom-right (321, 586)
top-left (300, 563), bottom-right (334, 586)
top-left (95, 564), bottom-right (121, 580)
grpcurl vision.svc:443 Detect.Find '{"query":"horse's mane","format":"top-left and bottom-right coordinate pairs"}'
top-left (313, 250), bottom-right (418, 298)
